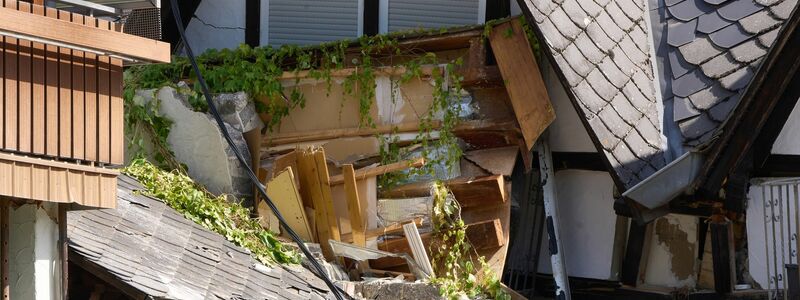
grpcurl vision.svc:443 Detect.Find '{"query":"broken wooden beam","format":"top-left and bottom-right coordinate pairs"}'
top-left (343, 164), bottom-right (366, 247)
top-left (710, 206), bottom-right (735, 294)
top-left (329, 157), bottom-right (425, 185)
top-left (488, 18), bottom-right (554, 150)
top-left (340, 217), bottom-right (424, 243)
top-left (381, 175), bottom-right (506, 209)
top-left (295, 148), bottom-right (340, 259)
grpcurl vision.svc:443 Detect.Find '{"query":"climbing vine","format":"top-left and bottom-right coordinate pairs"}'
top-left (124, 158), bottom-right (299, 265)
top-left (429, 182), bottom-right (509, 300)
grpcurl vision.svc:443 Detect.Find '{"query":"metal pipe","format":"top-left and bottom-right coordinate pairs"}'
top-left (535, 135), bottom-right (571, 300)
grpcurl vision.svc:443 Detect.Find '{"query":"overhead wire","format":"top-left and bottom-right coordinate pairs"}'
top-left (167, 1), bottom-right (347, 298)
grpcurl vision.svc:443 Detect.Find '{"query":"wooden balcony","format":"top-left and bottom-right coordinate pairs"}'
top-left (0, 1), bottom-right (170, 208)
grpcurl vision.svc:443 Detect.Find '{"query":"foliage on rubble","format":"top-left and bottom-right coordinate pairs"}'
top-left (123, 158), bottom-right (300, 266)
top-left (429, 182), bottom-right (510, 300)
top-left (123, 31), bottom-right (465, 181)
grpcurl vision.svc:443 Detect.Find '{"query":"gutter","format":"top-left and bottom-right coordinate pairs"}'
top-left (622, 151), bottom-right (705, 210)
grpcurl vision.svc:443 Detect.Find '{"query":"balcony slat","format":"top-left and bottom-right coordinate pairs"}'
top-left (31, 4), bottom-right (45, 155)
top-left (71, 13), bottom-right (85, 160)
top-left (109, 57), bottom-right (122, 165)
top-left (4, 3), bottom-right (18, 152)
top-left (44, 6), bottom-right (58, 157)
top-left (97, 19), bottom-right (111, 164)
top-left (18, 1), bottom-right (31, 153)
top-left (57, 9), bottom-right (70, 158)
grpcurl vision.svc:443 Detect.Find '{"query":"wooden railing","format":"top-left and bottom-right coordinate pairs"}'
top-left (0, 0), bottom-right (127, 165)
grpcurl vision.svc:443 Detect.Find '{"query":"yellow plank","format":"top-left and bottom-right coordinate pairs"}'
top-left (265, 168), bottom-right (314, 242)
top-left (313, 149), bottom-right (341, 243)
top-left (342, 164), bottom-right (365, 247)
top-left (296, 148), bottom-right (333, 259)
top-left (488, 18), bottom-right (555, 150)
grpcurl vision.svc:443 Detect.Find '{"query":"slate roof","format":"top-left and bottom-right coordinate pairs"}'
top-left (522, 0), bottom-right (669, 188)
top-left (68, 175), bottom-right (331, 300)
top-left (654, 0), bottom-right (798, 146)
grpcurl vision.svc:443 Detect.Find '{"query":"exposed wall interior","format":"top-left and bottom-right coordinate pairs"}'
top-left (8, 203), bottom-right (61, 300)
top-left (536, 170), bottom-right (619, 280)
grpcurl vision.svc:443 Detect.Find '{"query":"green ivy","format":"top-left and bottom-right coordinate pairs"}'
top-left (124, 158), bottom-right (299, 265)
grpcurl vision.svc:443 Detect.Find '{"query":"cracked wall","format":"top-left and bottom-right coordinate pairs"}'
top-left (185, 0), bottom-right (245, 53)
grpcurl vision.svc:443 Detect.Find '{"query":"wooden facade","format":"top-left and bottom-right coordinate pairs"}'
top-left (0, 1), bottom-right (169, 208)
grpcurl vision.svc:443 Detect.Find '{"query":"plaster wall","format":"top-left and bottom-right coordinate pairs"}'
top-left (642, 214), bottom-right (698, 288)
top-left (772, 98), bottom-right (800, 155)
top-left (184, 0), bottom-right (245, 54)
top-left (536, 170), bottom-right (618, 280)
top-left (540, 59), bottom-right (596, 153)
top-left (7, 203), bottom-right (61, 300)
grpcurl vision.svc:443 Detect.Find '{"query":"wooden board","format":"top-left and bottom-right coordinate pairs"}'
top-left (488, 18), bottom-right (555, 150)
top-left (296, 148), bottom-right (335, 259)
top-left (4, 2), bottom-right (18, 151)
top-left (382, 175), bottom-right (506, 209)
top-left (44, 7), bottom-right (58, 157)
top-left (31, 3), bottom-right (45, 155)
top-left (463, 146), bottom-right (518, 176)
top-left (342, 164), bottom-right (365, 247)
top-left (72, 13), bottom-right (86, 160)
top-left (17, 2), bottom-right (31, 153)
top-left (109, 57), bottom-right (123, 164)
top-left (263, 168), bottom-right (314, 242)
top-left (329, 157), bottom-right (424, 185)
top-left (57, 9), bottom-right (72, 158)
top-left (0, 4), bottom-right (170, 63)
top-left (313, 150), bottom-right (341, 243)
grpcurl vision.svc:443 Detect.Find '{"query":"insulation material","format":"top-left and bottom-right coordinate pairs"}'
top-left (377, 197), bottom-right (432, 227)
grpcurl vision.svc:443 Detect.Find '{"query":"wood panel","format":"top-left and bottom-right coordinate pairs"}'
top-left (109, 57), bottom-right (122, 164)
top-left (44, 6), bottom-right (58, 157)
top-left (17, 2), bottom-right (31, 153)
top-left (97, 19), bottom-right (111, 163)
top-left (0, 4), bottom-right (170, 63)
top-left (71, 13), bottom-right (85, 160)
top-left (31, 3), bottom-right (45, 155)
top-left (57, 9), bottom-right (71, 158)
top-left (488, 18), bottom-right (555, 150)
top-left (4, 0), bottom-right (17, 151)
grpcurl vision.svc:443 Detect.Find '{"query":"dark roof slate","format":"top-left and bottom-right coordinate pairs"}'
top-left (523, 0), bottom-right (668, 188)
top-left (659, 0), bottom-right (798, 146)
top-left (68, 175), bottom-right (331, 300)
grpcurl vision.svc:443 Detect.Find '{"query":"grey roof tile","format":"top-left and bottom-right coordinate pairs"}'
top-left (678, 113), bottom-right (720, 139)
top-left (624, 131), bottom-right (661, 162)
top-left (618, 0), bottom-right (645, 20)
top-left (610, 45), bottom-right (638, 76)
top-left (739, 9), bottom-right (781, 34)
top-left (611, 93), bottom-right (645, 125)
top-left (563, 0), bottom-right (591, 28)
top-left (707, 0), bottom-right (733, 5)
top-left (589, 112), bottom-right (623, 150)
top-left (623, 78), bottom-right (653, 109)
top-left (755, 0), bottom-right (783, 5)
top-left (635, 116), bottom-right (666, 148)
top-left (770, 0), bottom-right (798, 18)
top-left (668, 48), bottom-right (695, 78)
top-left (563, 43), bottom-right (594, 76)
top-left (687, 84), bottom-right (736, 109)
top-left (575, 32), bottom-right (605, 63)
top-left (538, 18), bottom-right (571, 51)
top-left (630, 24), bottom-right (651, 52)
top-left (596, 0), bottom-right (613, 7)
top-left (669, 0), bottom-right (716, 21)
top-left (578, 0), bottom-right (604, 17)
top-left (667, 0), bottom-right (685, 5)
top-left (606, 1), bottom-right (637, 31)
top-left (709, 93), bottom-right (741, 121)
top-left (550, 7), bottom-right (583, 39)
top-left (700, 53), bottom-right (744, 78)
top-left (532, 0), bottom-right (559, 15)
top-left (598, 57), bottom-right (629, 88)
top-left (697, 11), bottom-right (735, 33)
top-left (68, 175), bottom-right (331, 299)
top-left (554, 54), bottom-right (584, 86)
top-left (679, 37), bottom-right (725, 64)
top-left (595, 10), bottom-right (626, 42)
top-left (674, 97), bottom-right (703, 121)
top-left (668, 19), bottom-right (699, 47)
top-left (709, 23), bottom-right (755, 47)
top-left (729, 38), bottom-right (768, 62)
top-left (620, 35), bottom-right (650, 66)
top-left (611, 142), bottom-right (647, 175)
top-left (575, 80), bottom-right (608, 113)
top-left (598, 106), bottom-right (633, 139)
top-left (631, 69), bottom-right (657, 101)
top-left (719, 62), bottom-right (755, 89)
top-left (757, 27), bottom-right (781, 47)
top-left (672, 69), bottom-right (714, 97)
top-left (587, 69), bottom-right (621, 101)
top-left (586, 21), bottom-right (617, 52)
top-left (717, 0), bottom-right (764, 21)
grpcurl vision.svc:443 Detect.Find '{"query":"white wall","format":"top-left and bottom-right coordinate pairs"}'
top-left (772, 99), bottom-right (800, 155)
top-left (540, 60), bottom-right (596, 153)
top-left (185, 0), bottom-right (245, 53)
top-left (8, 203), bottom-right (61, 300)
top-left (537, 170), bottom-right (619, 280)
top-left (746, 178), bottom-right (800, 290)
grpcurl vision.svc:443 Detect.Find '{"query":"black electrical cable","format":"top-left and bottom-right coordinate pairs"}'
top-left (167, 2), bottom-right (347, 299)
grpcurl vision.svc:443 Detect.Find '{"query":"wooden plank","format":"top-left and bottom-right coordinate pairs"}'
top-left (403, 222), bottom-right (434, 277)
top-left (264, 168), bottom-right (314, 242)
top-left (0, 5), bottom-right (170, 63)
top-left (84, 46), bottom-right (97, 162)
top-left (72, 13), bottom-right (86, 160)
top-left (463, 146), bottom-right (518, 176)
top-left (296, 149), bottom-right (333, 259)
top-left (3, 1), bottom-right (17, 151)
top-left (340, 217), bottom-right (423, 243)
top-left (96, 19), bottom-right (110, 163)
top-left (0, 151), bottom-right (117, 175)
top-left (30, 165), bottom-right (48, 201)
top-left (1, 200), bottom-right (7, 300)
top-left (710, 216), bottom-right (735, 294)
top-left (58, 9), bottom-right (72, 158)
top-left (17, 2), bottom-right (31, 153)
top-left (44, 7), bottom-right (59, 157)
top-left (382, 175), bottom-right (506, 209)
top-left (31, 3), bottom-right (45, 155)
top-left (12, 162), bottom-right (31, 199)
top-left (313, 150), bottom-right (341, 243)
top-left (343, 164), bottom-right (365, 247)
top-left (329, 157), bottom-right (424, 185)
top-left (488, 18), bottom-right (555, 150)
top-left (620, 222), bottom-right (650, 286)
top-left (109, 57), bottom-right (123, 164)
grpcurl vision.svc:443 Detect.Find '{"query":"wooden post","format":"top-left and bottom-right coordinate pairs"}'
top-left (710, 203), bottom-right (735, 294)
top-left (620, 221), bottom-right (649, 286)
top-left (59, 204), bottom-right (68, 300)
top-left (535, 137), bottom-right (571, 300)
top-left (1, 200), bottom-right (9, 300)
top-left (342, 165), bottom-right (365, 247)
